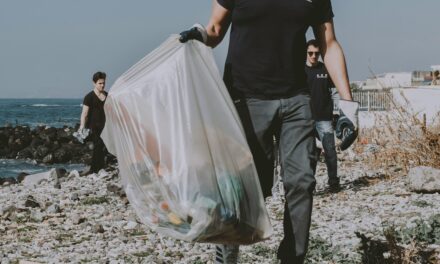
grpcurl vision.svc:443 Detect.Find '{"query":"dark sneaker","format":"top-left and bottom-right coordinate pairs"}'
top-left (328, 182), bottom-right (342, 193)
top-left (278, 254), bottom-right (305, 264)
top-left (215, 244), bottom-right (239, 264)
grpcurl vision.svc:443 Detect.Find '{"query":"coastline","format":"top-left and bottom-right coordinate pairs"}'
top-left (0, 125), bottom-right (100, 180)
top-left (0, 98), bottom-right (82, 130)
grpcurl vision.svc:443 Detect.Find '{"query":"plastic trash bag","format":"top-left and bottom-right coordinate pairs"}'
top-left (101, 36), bottom-right (272, 244)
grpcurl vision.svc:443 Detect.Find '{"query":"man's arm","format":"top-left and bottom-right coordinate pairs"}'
top-left (180, 1), bottom-right (231, 47)
top-left (205, 0), bottom-right (232, 48)
top-left (79, 105), bottom-right (89, 130)
top-left (313, 20), bottom-right (352, 100)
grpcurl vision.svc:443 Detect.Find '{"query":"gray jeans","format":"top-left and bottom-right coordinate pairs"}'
top-left (226, 94), bottom-right (317, 262)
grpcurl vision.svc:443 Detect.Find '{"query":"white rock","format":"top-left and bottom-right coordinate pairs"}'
top-left (46, 203), bottom-right (61, 214)
top-left (70, 193), bottom-right (79, 201)
top-left (124, 221), bottom-right (138, 230)
top-left (30, 210), bottom-right (44, 223)
top-left (408, 166), bottom-right (440, 193)
top-left (98, 170), bottom-right (108, 178)
top-left (71, 213), bottom-right (85, 225)
top-left (68, 170), bottom-right (80, 178)
top-left (21, 169), bottom-right (57, 187)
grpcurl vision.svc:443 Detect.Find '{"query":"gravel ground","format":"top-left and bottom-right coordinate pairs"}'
top-left (1, 152), bottom-right (439, 263)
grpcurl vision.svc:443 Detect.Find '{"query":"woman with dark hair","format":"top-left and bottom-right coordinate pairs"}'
top-left (79, 71), bottom-right (108, 174)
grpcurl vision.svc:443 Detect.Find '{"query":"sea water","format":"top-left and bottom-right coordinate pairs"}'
top-left (0, 159), bottom-right (85, 179)
top-left (0, 98), bottom-right (82, 128)
top-left (0, 98), bottom-right (86, 178)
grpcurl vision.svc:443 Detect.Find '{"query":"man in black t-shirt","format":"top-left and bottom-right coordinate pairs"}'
top-left (305, 39), bottom-right (340, 192)
top-left (179, 1), bottom-right (358, 263)
top-left (79, 71), bottom-right (108, 174)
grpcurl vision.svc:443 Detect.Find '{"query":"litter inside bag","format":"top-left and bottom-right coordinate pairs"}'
top-left (101, 36), bottom-right (272, 244)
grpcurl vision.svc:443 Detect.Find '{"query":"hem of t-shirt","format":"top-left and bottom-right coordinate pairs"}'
top-left (217, 0), bottom-right (233, 10)
top-left (313, 117), bottom-right (333, 121)
top-left (239, 88), bottom-right (310, 100)
top-left (312, 15), bottom-right (334, 26)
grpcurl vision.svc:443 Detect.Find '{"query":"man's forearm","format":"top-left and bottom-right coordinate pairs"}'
top-left (323, 41), bottom-right (352, 101)
top-left (205, 20), bottom-right (230, 48)
top-left (80, 114), bottom-right (87, 129)
top-left (205, 25), bottom-right (224, 48)
top-left (205, 1), bottom-right (231, 48)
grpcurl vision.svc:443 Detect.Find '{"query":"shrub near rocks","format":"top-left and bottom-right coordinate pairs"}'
top-left (81, 196), bottom-right (109, 205)
top-left (357, 215), bottom-right (440, 264)
top-left (359, 106), bottom-right (440, 175)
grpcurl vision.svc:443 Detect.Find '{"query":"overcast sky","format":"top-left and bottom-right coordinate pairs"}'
top-left (1, 0), bottom-right (439, 98)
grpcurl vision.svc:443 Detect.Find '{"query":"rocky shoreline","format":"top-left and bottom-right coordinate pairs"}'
top-left (0, 125), bottom-right (117, 184)
top-left (1, 149), bottom-right (439, 263)
top-left (0, 125), bottom-right (93, 165)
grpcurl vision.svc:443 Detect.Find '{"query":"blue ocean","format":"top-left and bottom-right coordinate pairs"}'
top-left (0, 99), bottom-right (86, 178)
top-left (0, 98), bottom-right (82, 128)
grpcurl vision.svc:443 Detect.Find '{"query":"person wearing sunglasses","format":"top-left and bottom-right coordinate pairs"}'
top-left (305, 39), bottom-right (340, 192)
top-left (179, 0), bottom-right (358, 263)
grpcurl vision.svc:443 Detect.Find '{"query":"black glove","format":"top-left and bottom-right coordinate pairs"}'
top-left (335, 100), bottom-right (359, 151)
top-left (179, 24), bottom-right (207, 43)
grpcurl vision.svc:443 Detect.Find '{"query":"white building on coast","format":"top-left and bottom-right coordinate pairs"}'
top-left (348, 65), bottom-right (440, 128)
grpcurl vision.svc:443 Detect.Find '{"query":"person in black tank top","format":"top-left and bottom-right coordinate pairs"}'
top-left (79, 72), bottom-right (108, 174)
top-left (179, 1), bottom-right (358, 263)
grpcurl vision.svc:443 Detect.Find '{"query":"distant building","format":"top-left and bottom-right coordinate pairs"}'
top-left (362, 72), bottom-right (412, 90)
top-left (431, 65), bottom-right (440, 71)
top-left (361, 66), bottom-right (437, 90)
top-left (412, 71), bottom-right (433, 86)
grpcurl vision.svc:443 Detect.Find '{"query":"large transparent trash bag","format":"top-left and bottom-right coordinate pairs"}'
top-left (101, 36), bottom-right (272, 244)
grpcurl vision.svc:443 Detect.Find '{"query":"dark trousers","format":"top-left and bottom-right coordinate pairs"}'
top-left (234, 94), bottom-right (317, 262)
top-left (90, 133), bottom-right (107, 173)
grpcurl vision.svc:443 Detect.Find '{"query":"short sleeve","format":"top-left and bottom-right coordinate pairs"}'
top-left (217, 0), bottom-right (234, 10)
top-left (312, 0), bottom-right (334, 25)
top-left (83, 93), bottom-right (92, 107)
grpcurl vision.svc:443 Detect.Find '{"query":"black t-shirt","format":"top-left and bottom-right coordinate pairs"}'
top-left (305, 62), bottom-right (334, 121)
top-left (218, 0), bottom-right (334, 100)
top-left (83, 91), bottom-right (108, 135)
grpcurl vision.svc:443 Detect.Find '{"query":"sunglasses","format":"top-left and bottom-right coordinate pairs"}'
top-left (307, 51), bottom-right (320, 56)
